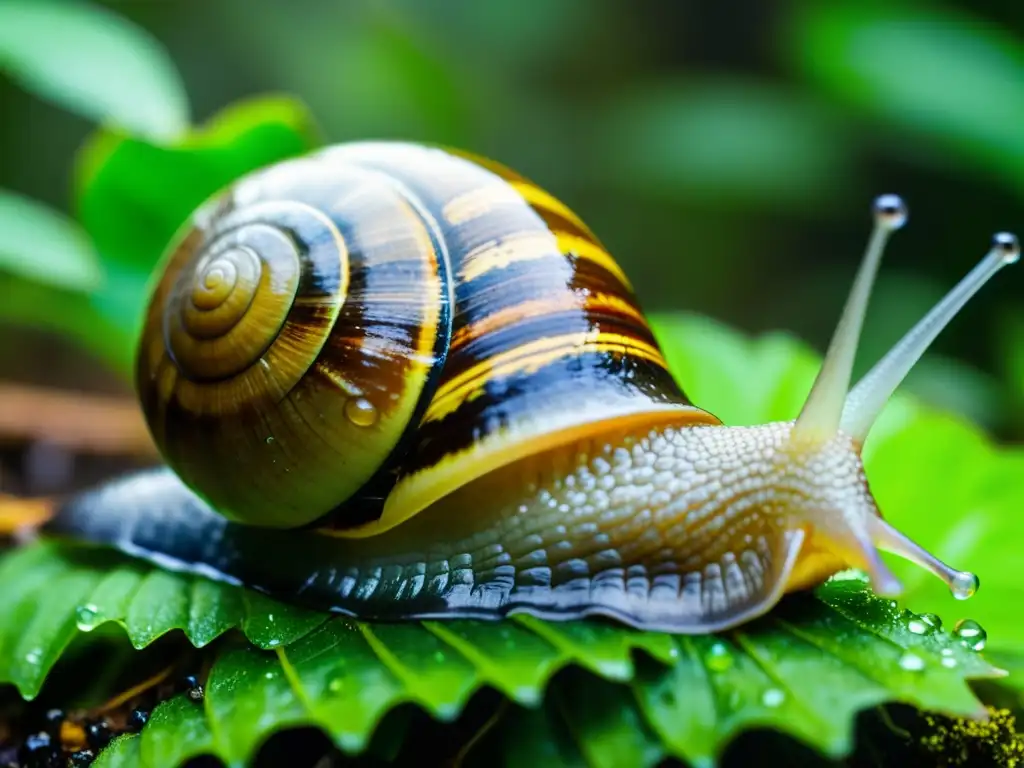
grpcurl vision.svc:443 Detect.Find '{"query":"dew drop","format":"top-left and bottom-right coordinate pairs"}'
top-left (898, 652), bottom-right (925, 672)
top-left (264, 671), bottom-right (275, 680)
top-left (328, 678), bottom-right (344, 693)
top-left (920, 613), bottom-right (942, 631)
top-left (705, 642), bottom-right (733, 672)
top-left (953, 619), bottom-right (987, 651)
top-left (940, 648), bottom-right (955, 657)
top-left (761, 688), bottom-right (785, 708)
top-left (24, 649), bottom-right (42, 666)
top-left (75, 604), bottom-right (102, 632)
top-left (265, 436), bottom-right (274, 445)
top-left (906, 618), bottom-right (930, 635)
top-left (950, 571), bottom-right (979, 601)
top-left (941, 657), bottom-right (958, 669)
top-left (345, 397), bottom-right (378, 428)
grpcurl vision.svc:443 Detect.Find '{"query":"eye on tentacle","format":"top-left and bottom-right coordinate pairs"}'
top-left (785, 194), bottom-right (1017, 602)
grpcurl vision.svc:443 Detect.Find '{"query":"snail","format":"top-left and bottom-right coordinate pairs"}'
top-left (19, 142), bottom-right (1021, 633)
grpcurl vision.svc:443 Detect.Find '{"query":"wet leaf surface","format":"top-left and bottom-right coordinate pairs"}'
top-left (0, 541), bottom-right (1002, 767)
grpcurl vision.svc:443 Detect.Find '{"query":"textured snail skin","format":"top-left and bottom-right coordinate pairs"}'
top-left (47, 418), bottom-right (867, 632)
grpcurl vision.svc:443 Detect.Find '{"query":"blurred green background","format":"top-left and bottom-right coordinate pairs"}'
top-left (1, 0), bottom-right (1022, 438)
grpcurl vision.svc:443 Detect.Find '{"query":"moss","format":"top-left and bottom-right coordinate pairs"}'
top-left (914, 707), bottom-right (1024, 767)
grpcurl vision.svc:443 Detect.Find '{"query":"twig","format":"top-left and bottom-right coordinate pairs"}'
top-left (0, 382), bottom-right (156, 457)
top-left (451, 700), bottom-right (510, 767)
top-left (0, 493), bottom-right (54, 534)
top-left (93, 665), bottom-right (176, 715)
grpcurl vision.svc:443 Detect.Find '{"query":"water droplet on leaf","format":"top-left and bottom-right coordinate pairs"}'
top-left (898, 652), bottom-right (925, 671)
top-left (705, 642), bottom-right (733, 672)
top-left (941, 657), bottom-right (958, 669)
top-left (920, 613), bottom-right (942, 631)
top-left (953, 619), bottom-right (986, 651)
top-left (906, 618), bottom-right (929, 635)
top-left (75, 604), bottom-right (101, 631)
top-left (761, 688), bottom-right (785, 707)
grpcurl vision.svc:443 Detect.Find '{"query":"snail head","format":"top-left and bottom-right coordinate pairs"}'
top-left (770, 196), bottom-right (1018, 601)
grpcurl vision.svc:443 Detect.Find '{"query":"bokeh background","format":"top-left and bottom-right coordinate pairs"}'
top-left (1, 0), bottom-right (1023, 492)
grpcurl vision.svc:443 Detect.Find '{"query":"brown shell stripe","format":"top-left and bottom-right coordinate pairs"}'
top-left (421, 179), bottom-right (676, 427)
top-left (306, 176), bottom-right (448, 421)
top-left (315, 142), bottom-right (690, 486)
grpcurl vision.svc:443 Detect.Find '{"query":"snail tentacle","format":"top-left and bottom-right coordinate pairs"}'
top-left (841, 232), bottom-right (1019, 442)
top-left (792, 195), bottom-right (906, 444)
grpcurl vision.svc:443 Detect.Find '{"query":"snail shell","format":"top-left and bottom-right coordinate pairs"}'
top-left (138, 142), bottom-right (714, 530)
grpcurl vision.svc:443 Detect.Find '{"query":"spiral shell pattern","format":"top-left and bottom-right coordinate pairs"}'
top-left (138, 143), bottom-right (703, 534)
top-left (163, 201), bottom-right (345, 394)
top-left (137, 159), bottom-right (449, 528)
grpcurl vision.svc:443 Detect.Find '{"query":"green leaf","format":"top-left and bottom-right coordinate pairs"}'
top-left (0, 271), bottom-right (135, 376)
top-left (998, 308), bottom-right (1024, 430)
top-left (503, 701), bottom-right (589, 768)
top-left (139, 695), bottom-right (215, 767)
top-left (72, 94), bottom-right (323, 350)
top-left (594, 78), bottom-right (855, 210)
top-left (92, 733), bottom-right (143, 768)
top-left (241, 589), bottom-right (328, 649)
top-left (650, 312), bottom-right (1024, 657)
top-left (208, 3), bottom-right (471, 145)
top-left (0, 190), bottom-right (102, 290)
top-left (0, 541), bottom-right (1002, 767)
top-left (1, 542), bottom-right (323, 670)
top-left (0, 95), bottom-right (322, 378)
top-left (186, 579), bottom-right (244, 648)
top-left (555, 671), bottom-right (665, 768)
top-left (0, 0), bottom-right (189, 140)
top-left (788, 1), bottom-right (1024, 197)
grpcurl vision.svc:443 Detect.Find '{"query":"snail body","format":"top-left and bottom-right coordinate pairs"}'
top-left (44, 142), bottom-right (1019, 632)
